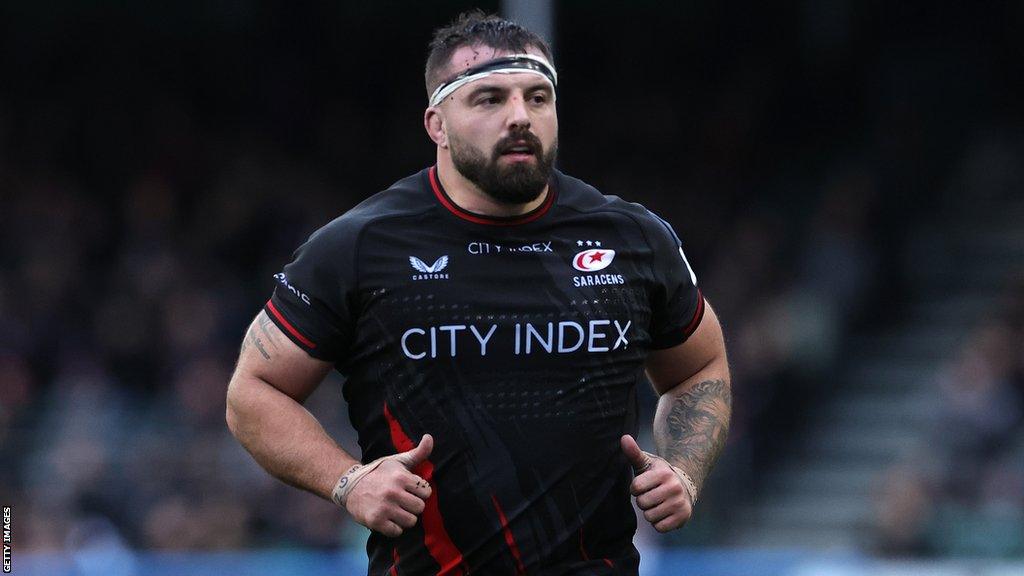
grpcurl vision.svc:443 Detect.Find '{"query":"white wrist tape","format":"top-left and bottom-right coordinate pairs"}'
top-left (330, 458), bottom-right (389, 508)
top-left (641, 450), bottom-right (699, 505)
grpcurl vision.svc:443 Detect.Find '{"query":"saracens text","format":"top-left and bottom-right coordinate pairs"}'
top-left (400, 320), bottom-right (632, 359)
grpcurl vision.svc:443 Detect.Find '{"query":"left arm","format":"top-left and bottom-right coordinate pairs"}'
top-left (623, 300), bottom-right (731, 531)
top-left (648, 301), bottom-right (731, 492)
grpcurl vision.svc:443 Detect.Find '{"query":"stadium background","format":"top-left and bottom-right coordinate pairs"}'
top-left (1, 0), bottom-right (1023, 574)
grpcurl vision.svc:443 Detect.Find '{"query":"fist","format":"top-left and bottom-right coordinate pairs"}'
top-left (621, 434), bottom-right (693, 533)
top-left (345, 434), bottom-right (435, 537)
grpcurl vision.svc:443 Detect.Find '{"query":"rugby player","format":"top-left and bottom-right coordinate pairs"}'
top-left (227, 11), bottom-right (731, 575)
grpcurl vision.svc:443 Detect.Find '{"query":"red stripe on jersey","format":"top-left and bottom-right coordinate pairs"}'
top-left (428, 166), bottom-right (555, 226)
top-left (578, 527), bottom-right (590, 561)
top-left (491, 494), bottom-right (526, 575)
top-left (390, 547), bottom-right (400, 576)
top-left (383, 402), bottom-right (466, 576)
top-left (265, 300), bottom-right (317, 349)
top-left (682, 290), bottom-right (706, 339)
top-left (578, 527), bottom-right (614, 568)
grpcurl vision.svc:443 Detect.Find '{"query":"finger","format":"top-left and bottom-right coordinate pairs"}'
top-left (377, 520), bottom-right (404, 538)
top-left (395, 489), bottom-right (427, 515)
top-left (636, 482), bottom-right (678, 511)
top-left (405, 475), bottom-right (433, 499)
top-left (394, 434), bottom-right (434, 469)
top-left (390, 507), bottom-right (419, 529)
top-left (643, 501), bottom-right (676, 525)
top-left (654, 513), bottom-right (687, 533)
top-left (620, 435), bottom-right (651, 473)
top-left (630, 467), bottom-right (666, 496)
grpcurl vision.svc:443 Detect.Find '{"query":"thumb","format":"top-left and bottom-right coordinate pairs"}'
top-left (393, 434), bottom-right (434, 469)
top-left (620, 434), bottom-right (651, 473)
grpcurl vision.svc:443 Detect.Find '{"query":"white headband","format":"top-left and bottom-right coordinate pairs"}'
top-left (429, 53), bottom-right (558, 107)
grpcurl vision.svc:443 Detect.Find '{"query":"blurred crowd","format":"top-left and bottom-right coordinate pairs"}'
top-left (874, 284), bottom-right (1024, 557)
top-left (0, 135), bottom-right (370, 551)
top-left (0, 0), bottom-right (1020, 559)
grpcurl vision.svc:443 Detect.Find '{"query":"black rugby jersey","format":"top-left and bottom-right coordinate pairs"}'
top-left (265, 166), bottom-right (704, 576)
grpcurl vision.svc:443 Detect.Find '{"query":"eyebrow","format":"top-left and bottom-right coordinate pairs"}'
top-left (464, 81), bottom-right (553, 101)
top-left (465, 83), bottom-right (505, 99)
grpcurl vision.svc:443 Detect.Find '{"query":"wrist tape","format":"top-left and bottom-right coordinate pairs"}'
top-left (331, 457), bottom-right (390, 508)
top-left (640, 450), bottom-right (699, 505)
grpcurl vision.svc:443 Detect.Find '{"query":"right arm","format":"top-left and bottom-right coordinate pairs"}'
top-left (226, 310), bottom-right (357, 500)
top-left (226, 310), bottom-right (431, 536)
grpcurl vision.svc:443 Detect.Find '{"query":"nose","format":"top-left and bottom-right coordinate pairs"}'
top-left (506, 94), bottom-right (531, 131)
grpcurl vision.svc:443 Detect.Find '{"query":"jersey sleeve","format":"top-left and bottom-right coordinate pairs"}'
top-left (264, 220), bottom-right (356, 362)
top-left (644, 210), bottom-right (705, 349)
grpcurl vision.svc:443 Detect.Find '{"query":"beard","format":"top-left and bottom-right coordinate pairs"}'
top-left (449, 129), bottom-right (558, 206)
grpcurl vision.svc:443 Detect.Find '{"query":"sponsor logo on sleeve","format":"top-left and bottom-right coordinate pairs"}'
top-left (273, 273), bottom-right (312, 305)
top-left (679, 246), bottom-right (698, 285)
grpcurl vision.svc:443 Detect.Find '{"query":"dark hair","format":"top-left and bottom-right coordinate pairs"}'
top-left (424, 10), bottom-right (554, 98)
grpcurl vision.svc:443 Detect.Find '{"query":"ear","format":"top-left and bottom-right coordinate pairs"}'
top-left (424, 107), bottom-right (448, 149)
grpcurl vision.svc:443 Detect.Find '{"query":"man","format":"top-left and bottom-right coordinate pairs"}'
top-left (226, 11), bottom-right (730, 575)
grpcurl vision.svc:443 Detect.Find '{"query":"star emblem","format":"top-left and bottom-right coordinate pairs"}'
top-left (577, 240), bottom-right (583, 246)
top-left (595, 241), bottom-right (602, 247)
top-left (586, 240), bottom-right (593, 246)
top-left (588, 251), bottom-right (606, 263)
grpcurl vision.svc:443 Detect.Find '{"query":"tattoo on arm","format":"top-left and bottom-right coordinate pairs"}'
top-left (241, 312), bottom-right (279, 361)
top-left (655, 379), bottom-right (731, 490)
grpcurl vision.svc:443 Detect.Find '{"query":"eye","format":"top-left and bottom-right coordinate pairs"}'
top-left (477, 95), bottom-right (501, 106)
top-left (530, 92), bottom-right (550, 105)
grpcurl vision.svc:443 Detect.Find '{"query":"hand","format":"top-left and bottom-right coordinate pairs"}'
top-left (621, 434), bottom-right (693, 533)
top-left (344, 434), bottom-right (435, 537)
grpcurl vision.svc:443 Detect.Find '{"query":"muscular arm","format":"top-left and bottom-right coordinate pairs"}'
top-left (226, 311), bottom-right (359, 501)
top-left (227, 310), bottom-right (432, 537)
top-left (645, 302), bottom-right (731, 493)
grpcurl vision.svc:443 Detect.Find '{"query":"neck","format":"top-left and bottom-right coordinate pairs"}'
top-left (436, 152), bottom-right (548, 217)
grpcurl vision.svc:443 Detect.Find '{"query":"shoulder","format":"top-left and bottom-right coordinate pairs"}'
top-left (303, 169), bottom-right (435, 251)
top-left (554, 170), bottom-right (681, 244)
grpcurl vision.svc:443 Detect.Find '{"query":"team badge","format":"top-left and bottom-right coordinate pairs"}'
top-left (572, 249), bottom-right (615, 272)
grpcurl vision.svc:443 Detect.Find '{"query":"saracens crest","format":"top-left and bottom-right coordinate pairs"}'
top-left (572, 249), bottom-right (616, 272)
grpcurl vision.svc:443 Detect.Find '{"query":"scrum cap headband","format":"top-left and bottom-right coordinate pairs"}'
top-left (429, 53), bottom-right (558, 107)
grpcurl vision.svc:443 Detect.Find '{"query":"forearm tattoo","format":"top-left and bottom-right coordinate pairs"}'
top-left (655, 379), bottom-right (731, 489)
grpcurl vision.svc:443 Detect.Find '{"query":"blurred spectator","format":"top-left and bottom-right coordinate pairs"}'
top-left (873, 465), bottom-right (935, 556)
top-left (872, 291), bottom-right (1024, 557)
